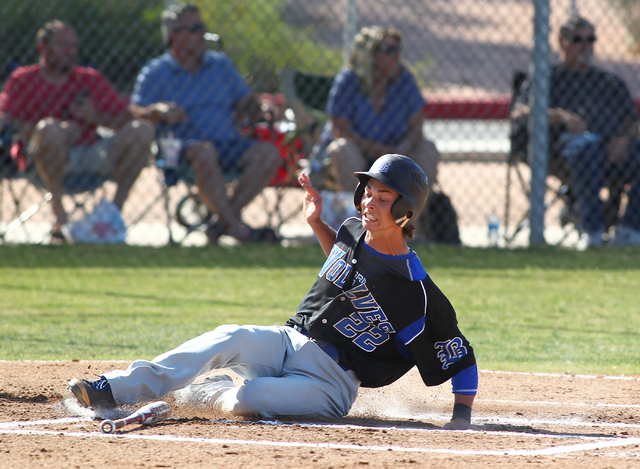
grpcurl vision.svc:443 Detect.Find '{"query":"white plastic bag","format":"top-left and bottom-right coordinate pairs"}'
top-left (68, 198), bottom-right (126, 244)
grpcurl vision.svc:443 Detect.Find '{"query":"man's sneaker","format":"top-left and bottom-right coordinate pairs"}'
top-left (609, 225), bottom-right (640, 247)
top-left (576, 230), bottom-right (604, 250)
top-left (67, 376), bottom-right (117, 409)
top-left (185, 374), bottom-right (234, 406)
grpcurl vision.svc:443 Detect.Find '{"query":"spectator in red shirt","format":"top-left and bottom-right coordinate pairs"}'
top-left (0, 20), bottom-right (153, 241)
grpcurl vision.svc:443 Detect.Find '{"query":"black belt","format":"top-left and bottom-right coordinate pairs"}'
top-left (294, 326), bottom-right (350, 372)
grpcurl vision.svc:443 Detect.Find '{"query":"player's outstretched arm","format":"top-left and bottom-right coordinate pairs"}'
top-left (444, 393), bottom-right (475, 430)
top-left (298, 172), bottom-right (336, 256)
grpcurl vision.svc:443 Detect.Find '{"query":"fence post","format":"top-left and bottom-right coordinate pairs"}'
top-left (528, 0), bottom-right (550, 245)
top-left (343, 0), bottom-right (358, 67)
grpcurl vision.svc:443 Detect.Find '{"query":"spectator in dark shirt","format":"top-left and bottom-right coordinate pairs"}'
top-left (512, 16), bottom-right (640, 248)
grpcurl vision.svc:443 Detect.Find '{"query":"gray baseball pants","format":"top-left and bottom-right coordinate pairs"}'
top-left (104, 325), bottom-right (360, 418)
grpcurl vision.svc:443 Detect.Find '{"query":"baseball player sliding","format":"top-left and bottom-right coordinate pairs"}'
top-left (68, 154), bottom-right (478, 430)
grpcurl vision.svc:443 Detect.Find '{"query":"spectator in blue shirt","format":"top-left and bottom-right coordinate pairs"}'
top-left (129, 3), bottom-right (281, 244)
top-left (324, 26), bottom-right (439, 193)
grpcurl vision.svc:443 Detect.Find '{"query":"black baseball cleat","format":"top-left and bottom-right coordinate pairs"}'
top-left (67, 376), bottom-right (117, 409)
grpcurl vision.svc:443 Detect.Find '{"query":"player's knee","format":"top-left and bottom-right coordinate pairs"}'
top-left (207, 324), bottom-right (254, 346)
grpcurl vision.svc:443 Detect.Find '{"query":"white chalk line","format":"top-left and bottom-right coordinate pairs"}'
top-left (480, 398), bottom-right (640, 409)
top-left (0, 416), bottom-right (608, 441)
top-left (480, 369), bottom-right (639, 381)
top-left (2, 416), bottom-right (640, 458)
top-left (0, 417), bottom-right (92, 429)
top-left (474, 416), bottom-right (640, 430)
top-left (1, 426), bottom-right (639, 457)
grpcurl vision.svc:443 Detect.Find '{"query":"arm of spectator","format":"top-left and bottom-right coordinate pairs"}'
top-left (511, 103), bottom-right (587, 133)
top-left (331, 115), bottom-right (396, 156)
top-left (69, 96), bottom-right (132, 130)
top-left (129, 102), bottom-right (187, 125)
top-left (607, 118), bottom-right (640, 164)
top-left (234, 94), bottom-right (262, 125)
top-left (396, 109), bottom-right (424, 155)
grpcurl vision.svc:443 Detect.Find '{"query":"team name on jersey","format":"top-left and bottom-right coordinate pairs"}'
top-left (333, 283), bottom-right (396, 352)
top-left (318, 245), bottom-right (357, 288)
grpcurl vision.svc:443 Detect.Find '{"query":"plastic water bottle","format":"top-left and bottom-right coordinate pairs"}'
top-left (158, 132), bottom-right (182, 186)
top-left (487, 209), bottom-right (500, 247)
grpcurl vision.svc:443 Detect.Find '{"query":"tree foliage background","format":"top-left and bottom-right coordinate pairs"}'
top-left (0, 0), bottom-right (341, 93)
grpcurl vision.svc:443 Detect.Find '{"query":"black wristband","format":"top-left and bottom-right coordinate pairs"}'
top-left (452, 403), bottom-right (472, 422)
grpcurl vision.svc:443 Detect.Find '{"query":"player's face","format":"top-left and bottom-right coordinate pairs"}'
top-left (42, 27), bottom-right (78, 73)
top-left (171, 11), bottom-right (207, 57)
top-left (561, 26), bottom-right (595, 71)
top-left (360, 178), bottom-right (401, 233)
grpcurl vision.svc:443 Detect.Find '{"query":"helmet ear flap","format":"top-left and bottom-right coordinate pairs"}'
top-left (391, 196), bottom-right (413, 227)
top-left (353, 177), bottom-right (369, 212)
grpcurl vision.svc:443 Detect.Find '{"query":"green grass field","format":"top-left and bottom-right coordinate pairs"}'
top-left (1, 244), bottom-right (639, 375)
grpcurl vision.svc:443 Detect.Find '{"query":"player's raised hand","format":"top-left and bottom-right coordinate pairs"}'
top-left (298, 172), bottom-right (323, 224)
top-left (299, 172), bottom-right (336, 255)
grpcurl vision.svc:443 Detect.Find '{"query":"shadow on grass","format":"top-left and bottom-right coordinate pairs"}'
top-left (0, 282), bottom-right (252, 308)
top-left (0, 244), bottom-right (639, 270)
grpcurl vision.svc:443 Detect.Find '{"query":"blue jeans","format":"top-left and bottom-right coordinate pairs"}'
top-left (564, 138), bottom-right (640, 233)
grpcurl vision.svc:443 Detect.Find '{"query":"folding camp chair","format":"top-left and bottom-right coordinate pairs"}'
top-left (146, 114), bottom-right (307, 245)
top-left (504, 70), bottom-right (630, 245)
top-left (0, 123), bottom-right (111, 244)
top-left (503, 71), bottom-right (578, 245)
top-left (279, 67), bottom-right (335, 190)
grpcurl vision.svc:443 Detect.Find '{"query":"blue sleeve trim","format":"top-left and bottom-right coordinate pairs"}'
top-left (397, 316), bottom-right (425, 345)
top-left (451, 364), bottom-right (478, 395)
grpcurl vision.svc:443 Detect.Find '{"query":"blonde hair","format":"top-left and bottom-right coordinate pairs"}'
top-left (347, 25), bottom-right (403, 97)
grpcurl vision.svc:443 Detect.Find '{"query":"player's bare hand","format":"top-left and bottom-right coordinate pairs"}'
top-left (298, 172), bottom-right (323, 224)
top-left (156, 102), bottom-right (187, 124)
top-left (443, 418), bottom-right (471, 430)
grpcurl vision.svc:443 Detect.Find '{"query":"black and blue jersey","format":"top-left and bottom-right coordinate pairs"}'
top-left (287, 218), bottom-right (477, 390)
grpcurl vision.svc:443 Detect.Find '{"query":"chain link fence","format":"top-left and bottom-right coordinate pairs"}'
top-left (1, 0), bottom-right (638, 247)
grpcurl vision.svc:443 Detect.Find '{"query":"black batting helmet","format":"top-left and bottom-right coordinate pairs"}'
top-left (354, 154), bottom-right (430, 227)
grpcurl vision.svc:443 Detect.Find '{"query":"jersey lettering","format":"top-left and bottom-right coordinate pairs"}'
top-left (318, 245), bottom-right (346, 278)
top-left (334, 312), bottom-right (369, 338)
top-left (354, 326), bottom-right (389, 351)
top-left (334, 285), bottom-right (396, 352)
top-left (317, 245), bottom-right (352, 289)
top-left (434, 337), bottom-right (467, 370)
top-left (326, 259), bottom-right (347, 282)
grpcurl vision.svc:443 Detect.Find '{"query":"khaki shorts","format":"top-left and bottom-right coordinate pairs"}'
top-left (68, 138), bottom-right (114, 175)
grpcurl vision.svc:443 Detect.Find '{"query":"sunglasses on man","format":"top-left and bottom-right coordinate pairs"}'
top-left (376, 43), bottom-right (402, 55)
top-left (175, 23), bottom-right (206, 34)
top-left (570, 34), bottom-right (596, 44)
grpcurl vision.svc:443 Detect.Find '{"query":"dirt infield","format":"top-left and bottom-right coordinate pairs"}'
top-left (1, 361), bottom-right (639, 468)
